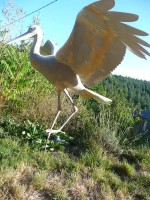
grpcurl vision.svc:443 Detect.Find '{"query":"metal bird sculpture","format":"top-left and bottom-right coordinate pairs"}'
top-left (7, 0), bottom-right (150, 139)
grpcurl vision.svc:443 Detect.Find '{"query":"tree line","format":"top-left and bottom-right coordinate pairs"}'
top-left (100, 75), bottom-right (150, 110)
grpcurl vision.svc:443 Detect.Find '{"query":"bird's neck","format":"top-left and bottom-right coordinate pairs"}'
top-left (29, 34), bottom-right (43, 69)
top-left (30, 34), bottom-right (42, 55)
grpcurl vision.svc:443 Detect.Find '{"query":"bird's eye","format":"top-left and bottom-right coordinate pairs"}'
top-left (29, 28), bottom-right (33, 32)
top-left (29, 27), bottom-right (35, 32)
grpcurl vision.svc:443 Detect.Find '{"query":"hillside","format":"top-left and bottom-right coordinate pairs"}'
top-left (100, 75), bottom-right (150, 110)
top-left (0, 40), bottom-right (150, 200)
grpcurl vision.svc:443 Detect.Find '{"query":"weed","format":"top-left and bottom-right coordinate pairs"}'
top-left (111, 161), bottom-right (136, 178)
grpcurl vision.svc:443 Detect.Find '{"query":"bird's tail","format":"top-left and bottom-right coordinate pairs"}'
top-left (78, 88), bottom-right (112, 104)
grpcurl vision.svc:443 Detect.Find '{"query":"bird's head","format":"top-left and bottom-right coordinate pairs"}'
top-left (7, 25), bottom-right (43, 44)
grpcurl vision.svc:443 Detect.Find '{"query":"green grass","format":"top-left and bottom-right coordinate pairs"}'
top-left (0, 127), bottom-right (150, 199)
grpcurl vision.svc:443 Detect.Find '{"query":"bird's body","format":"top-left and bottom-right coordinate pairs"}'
top-left (29, 29), bottom-right (110, 103)
top-left (29, 31), bottom-right (80, 92)
top-left (31, 55), bottom-right (78, 91)
top-left (7, 0), bottom-right (150, 140)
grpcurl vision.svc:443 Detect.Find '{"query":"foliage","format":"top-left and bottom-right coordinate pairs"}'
top-left (101, 75), bottom-right (150, 110)
top-left (0, 43), bottom-right (31, 99)
top-left (0, 117), bottom-right (73, 151)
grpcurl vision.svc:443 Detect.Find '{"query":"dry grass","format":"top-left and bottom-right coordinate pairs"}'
top-left (5, 87), bottom-right (79, 130)
top-left (0, 166), bottom-right (118, 200)
top-left (0, 135), bottom-right (150, 200)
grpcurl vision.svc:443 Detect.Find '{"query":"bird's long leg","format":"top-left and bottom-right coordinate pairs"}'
top-left (45, 89), bottom-right (78, 150)
top-left (59, 88), bottom-right (78, 131)
top-left (46, 92), bottom-right (62, 139)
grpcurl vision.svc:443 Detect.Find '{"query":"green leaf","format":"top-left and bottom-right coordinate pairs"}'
top-left (1, 60), bottom-right (14, 79)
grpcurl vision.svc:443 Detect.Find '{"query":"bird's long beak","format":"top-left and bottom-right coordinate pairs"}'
top-left (7, 30), bottom-right (35, 45)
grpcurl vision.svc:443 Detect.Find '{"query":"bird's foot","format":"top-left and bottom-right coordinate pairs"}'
top-left (46, 128), bottom-right (61, 134)
top-left (45, 128), bottom-right (65, 138)
top-left (44, 129), bottom-right (66, 151)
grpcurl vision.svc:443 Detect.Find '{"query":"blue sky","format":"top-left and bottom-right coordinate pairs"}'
top-left (1, 0), bottom-right (150, 81)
